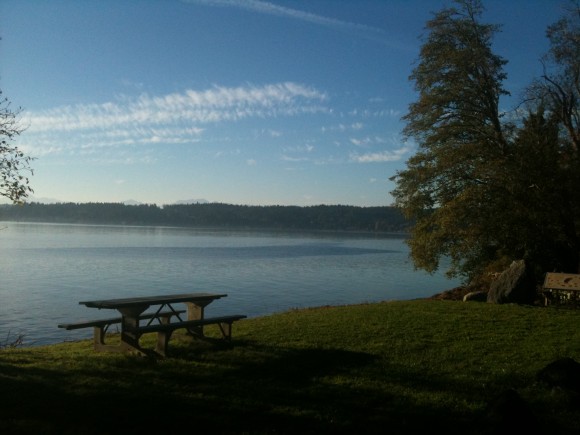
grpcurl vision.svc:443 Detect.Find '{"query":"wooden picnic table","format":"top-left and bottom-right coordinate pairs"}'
top-left (542, 273), bottom-right (580, 306)
top-left (68, 292), bottom-right (245, 356)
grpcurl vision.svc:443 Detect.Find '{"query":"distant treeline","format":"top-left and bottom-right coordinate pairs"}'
top-left (0, 202), bottom-right (410, 232)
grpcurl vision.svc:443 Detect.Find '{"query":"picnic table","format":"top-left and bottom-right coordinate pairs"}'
top-left (59, 292), bottom-right (246, 356)
top-left (542, 273), bottom-right (580, 307)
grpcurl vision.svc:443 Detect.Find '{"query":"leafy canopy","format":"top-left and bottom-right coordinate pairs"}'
top-left (391, 0), bottom-right (580, 283)
top-left (0, 90), bottom-right (34, 203)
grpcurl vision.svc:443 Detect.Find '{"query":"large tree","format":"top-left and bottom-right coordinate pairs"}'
top-left (0, 90), bottom-right (33, 203)
top-left (391, 0), bottom-right (580, 284)
top-left (526, 1), bottom-right (580, 273)
top-left (536, 1), bottom-right (580, 152)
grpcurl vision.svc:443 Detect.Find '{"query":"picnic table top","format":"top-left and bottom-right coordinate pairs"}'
top-left (543, 273), bottom-right (580, 291)
top-left (79, 292), bottom-right (227, 309)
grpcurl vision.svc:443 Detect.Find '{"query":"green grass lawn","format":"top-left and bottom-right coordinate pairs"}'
top-left (1, 300), bottom-right (580, 434)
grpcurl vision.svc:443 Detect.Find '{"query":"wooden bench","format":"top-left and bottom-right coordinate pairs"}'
top-left (542, 273), bottom-right (580, 307)
top-left (58, 310), bottom-right (185, 351)
top-left (134, 314), bottom-right (247, 356)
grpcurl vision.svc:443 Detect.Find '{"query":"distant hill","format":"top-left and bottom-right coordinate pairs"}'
top-left (122, 199), bottom-right (142, 206)
top-left (173, 199), bottom-right (209, 205)
top-left (24, 198), bottom-right (211, 206)
top-left (27, 196), bottom-right (62, 204)
top-left (0, 202), bottom-right (410, 233)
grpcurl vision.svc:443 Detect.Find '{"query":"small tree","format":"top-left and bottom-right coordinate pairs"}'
top-left (0, 90), bottom-right (34, 203)
top-left (0, 330), bottom-right (25, 349)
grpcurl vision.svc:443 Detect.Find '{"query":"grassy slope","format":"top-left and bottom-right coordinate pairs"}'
top-left (1, 300), bottom-right (580, 434)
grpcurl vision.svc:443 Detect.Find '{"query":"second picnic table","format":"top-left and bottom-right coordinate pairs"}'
top-left (60, 292), bottom-right (246, 356)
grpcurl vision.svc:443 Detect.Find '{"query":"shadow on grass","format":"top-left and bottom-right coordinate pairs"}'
top-left (0, 341), bottom-right (556, 434)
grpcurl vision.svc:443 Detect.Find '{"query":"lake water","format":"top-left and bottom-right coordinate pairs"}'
top-left (0, 222), bottom-right (460, 346)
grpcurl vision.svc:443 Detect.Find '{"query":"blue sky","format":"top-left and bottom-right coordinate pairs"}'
top-left (0, 0), bottom-right (565, 206)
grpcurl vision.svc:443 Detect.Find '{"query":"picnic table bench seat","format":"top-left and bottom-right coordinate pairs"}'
top-left (135, 314), bottom-right (247, 356)
top-left (58, 310), bottom-right (185, 350)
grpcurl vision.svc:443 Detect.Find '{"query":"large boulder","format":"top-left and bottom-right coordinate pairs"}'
top-left (487, 260), bottom-right (536, 304)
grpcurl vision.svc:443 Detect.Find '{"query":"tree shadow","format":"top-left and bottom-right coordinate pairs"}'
top-left (152, 341), bottom-right (485, 434)
top-left (0, 342), bottom-right (570, 434)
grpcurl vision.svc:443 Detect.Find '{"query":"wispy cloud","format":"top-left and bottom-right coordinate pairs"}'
top-left (322, 122), bottom-right (364, 133)
top-left (283, 144), bottom-right (314, 154)
top-left (348, 108), bottom-right (401, 118)
top-left (349, 145), bottom-right (412, 163)
top-left (185, 0), bottom-right (397, 45)
top-left (281, 155), bottom-right (309, 162)
top-left (259, 129), bottom-right (282, 138)
top-left (20, 82), bottom-right (327, 158)
top-left (349, 135), bottom-right (391, 148)
top-left (26, 83), bottom-right (326, 133)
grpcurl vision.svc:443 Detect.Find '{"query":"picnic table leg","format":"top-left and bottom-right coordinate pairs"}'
top-left (154, 330), bottom-right (173, 357)
top-left (92, 326), bottom-right (115, 351)
top-left (218, 321), bottom-right (233, 341)
top-left (185, 301), bottom-right (212, 338)
top-left (92, 326), bottom-right (130, 353)
top-left (186, 301), bottom-right (206, 320)
top-left (93, 326), bottom-right (106, 348)
top-left (119, 305), bottom-right (149, 354)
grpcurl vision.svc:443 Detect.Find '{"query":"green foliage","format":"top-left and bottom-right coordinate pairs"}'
top-left (0, 202), bottom-right (409, 232)
top-left (391, 0), bottom-right (580, 282)
top-left (0, 90), bottom-right (33, 203)
top-left (1, 301), bottom-right (580, 433)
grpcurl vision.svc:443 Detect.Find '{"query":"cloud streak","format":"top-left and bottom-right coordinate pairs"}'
top-left (185, 0), bottom-right (395, 45)
top-left (349, 145), bottom-right (412, 163)
top-left (26, 83), bottom-right (326, 133)
top-left (20, 82), bottom-right (327, 157)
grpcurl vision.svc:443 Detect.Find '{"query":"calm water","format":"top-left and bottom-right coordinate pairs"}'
top-left (0, 222), bottom-right (460, 346)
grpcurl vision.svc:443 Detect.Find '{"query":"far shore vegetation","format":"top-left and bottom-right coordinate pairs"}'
top-left (0, 202), bottom-right (409, 233)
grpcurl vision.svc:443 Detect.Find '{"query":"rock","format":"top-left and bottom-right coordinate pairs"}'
top-left (487, 260), bottom-right (535, 304)
top-left (537, 357), bottom-right (580, 393)
top-left (485, 389), bottom-right (540, 435)
top-left (463, 291), bottom-right (488, 302)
